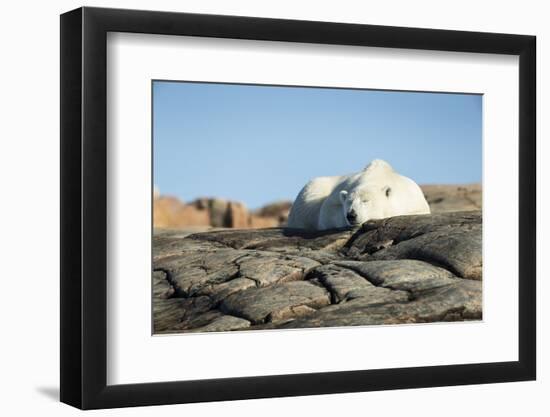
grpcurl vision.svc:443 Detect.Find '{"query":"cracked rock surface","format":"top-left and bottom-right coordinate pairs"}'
top-left (153, 211), bottom-right (482, 333)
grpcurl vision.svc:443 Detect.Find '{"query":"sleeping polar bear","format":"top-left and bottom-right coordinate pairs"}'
top-left (287, 159), bottom-right (430, 231)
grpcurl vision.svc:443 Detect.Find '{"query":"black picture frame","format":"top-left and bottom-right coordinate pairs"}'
top-left (60, 6), bottom-right (536, 410)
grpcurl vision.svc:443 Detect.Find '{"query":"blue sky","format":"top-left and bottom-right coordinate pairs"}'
top-left (153, 81), bottom-right (482, 209)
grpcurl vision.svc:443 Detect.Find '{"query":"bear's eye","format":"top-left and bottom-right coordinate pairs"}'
top-left (385, 187), bottom-right (392, 197)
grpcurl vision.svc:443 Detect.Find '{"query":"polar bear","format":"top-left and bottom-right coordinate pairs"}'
top-left (287, 159), bottom-right (430, 231)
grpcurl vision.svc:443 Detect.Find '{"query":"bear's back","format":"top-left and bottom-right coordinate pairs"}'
top-left (286, 174), bottom-right (344, 229)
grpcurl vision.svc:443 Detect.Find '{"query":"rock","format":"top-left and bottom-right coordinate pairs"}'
top-left (220, 281), bottom-right (331, 324)
top-left (194, 198), bottom-right (272, 229)
top-left (237, 253), bottom-right (320, 287)
top-left (156, 197), bottom-right (286, 229)
top-left (155, 248), bottom-right (248, 296)
top-left (153, 196), bottom-right (210, 229)
top-left (152, 210), bottom-right (482, 333)
top-left (254, 201), bottom-right (292, 224)
top-left (248, 215), bottom-right (280, 228)
top-left (267, 305), bottom-right (318, 323)
top-left (421, 184), bottom-right (481, 213)
top-left (278, 279), bottom-right (481, 329)
top-left (343, 211), bottom-right (482, 280)
top-left (308, 264), bottom-right (408, 304)
top-left (153, 298), bottom-right (187, 333)
top-left (227, 201), bottom-right (249, 228)
top-left (308, 264), bottom-right (370, 303)
top-left (194, 198), bottom-right (230, 227)
top-left (187, 227), bottom-right (354, 252)
top-left (152, 231), bottom-right (214, 260)
top-left (153, 296), bottom-right (216, 333)
top-left (188, 315), bottom-right (251, 332)
top-left (197, 277), bottom-right (257, 304)
top-left (334, 260), bottom-right (459, 293)
top-left (152, 270), bottom-right (175, 299)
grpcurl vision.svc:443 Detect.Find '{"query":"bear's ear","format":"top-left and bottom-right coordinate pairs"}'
top-left (339, 190), bottom-right (348, 203)
top-left (383, 186), bottom-right (392, 198)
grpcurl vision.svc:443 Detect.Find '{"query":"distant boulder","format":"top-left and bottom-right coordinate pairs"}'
top-left (154, 195), bottom-right (291, 229)
top-left (153, 196), bottom-right (210, 229)
top-left (253, 200), bottom-right (292, 224)
top-left (421, 184), bottom-right (481, 213)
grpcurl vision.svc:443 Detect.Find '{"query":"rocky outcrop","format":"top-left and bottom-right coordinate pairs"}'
top-left (153, 197), bottom-right (210, 229)
top-left (421, 184), bottom-right (481, 213)
top-left (153, 210), bottom-right (482, 333)
top-left (154, 196), bottom-right (285, 230)
top-left (253, 201), bottom-right (292, 224)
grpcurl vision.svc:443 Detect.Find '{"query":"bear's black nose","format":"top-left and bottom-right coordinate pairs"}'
top-left (347, 212), bottom-right (357, 222)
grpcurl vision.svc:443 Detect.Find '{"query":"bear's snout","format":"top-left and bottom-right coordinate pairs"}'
top-left (346, 211), bottom-right (358, 223)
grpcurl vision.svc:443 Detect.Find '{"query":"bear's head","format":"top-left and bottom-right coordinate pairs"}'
top-left (339, 185), bottom-right (392, 226)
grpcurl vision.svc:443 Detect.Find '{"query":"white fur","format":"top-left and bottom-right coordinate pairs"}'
top-left (287, 159), bottom-right (430, 230)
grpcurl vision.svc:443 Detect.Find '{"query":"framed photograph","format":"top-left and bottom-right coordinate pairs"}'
top-left (60, 6), bottom-right (536, 409)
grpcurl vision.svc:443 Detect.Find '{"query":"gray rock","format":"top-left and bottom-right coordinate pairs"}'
top-left (237, 253), bottom-right (320, 287)
top-left (153, 298), bottom-right (187, 333)
top-left (307, 264), bottom-right (408, 304)
top-left (308, 264), bottom-right (371, 303)
top-left (220, 281), bottom-right (331, 324)
top-left (197, 277), bottom-right (257, 304)
top-left (188, 315), bottom-right (251, 333)
top-left (152, 210), bottom-right (482, 333)
top-left (153, 296), bottom-right (217, 333)
top-left (334, 259), bottom-right (459, 293)
top-left (155, 248), bottom-right (249, 296)
top-left (344, 211), bottom-right (482, 280)
top-left (188, 227), bottom-right (355, 252)
top-left (280, 279), bottom-right (481, 329)
top-left (152, 270), bottom-right (175, 299)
